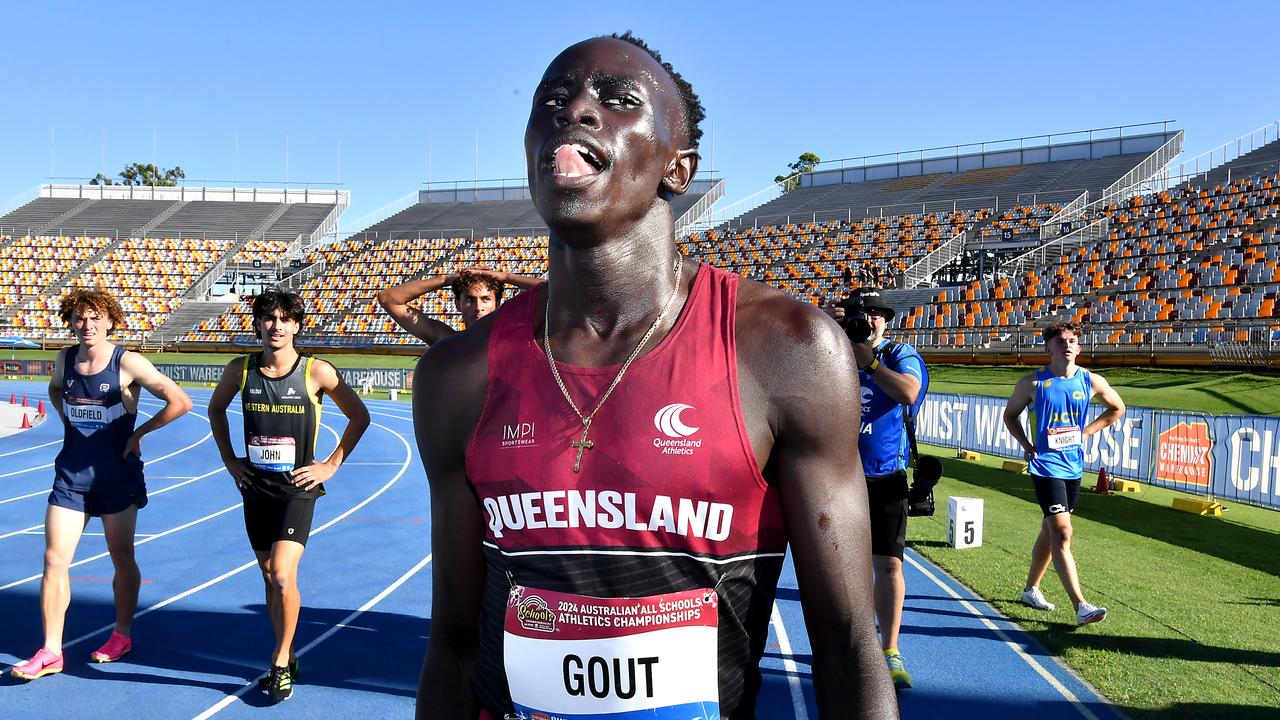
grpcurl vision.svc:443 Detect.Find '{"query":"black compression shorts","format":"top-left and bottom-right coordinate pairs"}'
top-left (242, 492), bottom-right (316, 551)
top-left (865, 471), bottom-right (909, 559)
top-left (1030, 474), bottom-right (1081, 517)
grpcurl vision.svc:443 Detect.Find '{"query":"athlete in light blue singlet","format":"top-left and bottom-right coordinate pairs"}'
top-left (1004, 321), bottom-right (1125, 627)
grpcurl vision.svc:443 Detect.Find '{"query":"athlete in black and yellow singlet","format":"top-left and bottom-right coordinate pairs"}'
top-left (208, 290), bottom-right (369, 703)
top-left (239, 352), bottom-right (323, 499)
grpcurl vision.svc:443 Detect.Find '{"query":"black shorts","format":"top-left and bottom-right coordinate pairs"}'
top-left (49, 482), bottom-right (148, 517)
top-left (1031, 474), bottom-right (1081, 517)
top-left (242, 492), bottom-right (316, 552)
top-left (865, 471), bottom-right (909, 559)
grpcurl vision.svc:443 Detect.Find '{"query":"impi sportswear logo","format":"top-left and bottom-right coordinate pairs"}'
top-left (653, 403), bottom-right (702, 456)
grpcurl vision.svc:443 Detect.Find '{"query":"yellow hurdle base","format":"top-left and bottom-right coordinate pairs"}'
top-left (1172, 497), bottom-right (1224, 516)
top-left (1002, 460), bottom-right (1028, 473)
top-left (1113, 480), bottom-right (1141, 493)
top-left (958, 450), bottom-right (981, 461)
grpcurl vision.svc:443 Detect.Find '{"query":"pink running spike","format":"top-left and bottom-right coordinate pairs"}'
top-left (90, 631), bottom-right (132, 663)
top-left (11, 647), bottom-right (63, 680)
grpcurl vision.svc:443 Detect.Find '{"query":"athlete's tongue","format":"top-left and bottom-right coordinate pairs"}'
top-left (554, 145), bottom-right (599, 177)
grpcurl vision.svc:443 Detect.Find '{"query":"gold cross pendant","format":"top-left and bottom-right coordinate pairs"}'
top-left (570, 418), bottom-right (594, 473)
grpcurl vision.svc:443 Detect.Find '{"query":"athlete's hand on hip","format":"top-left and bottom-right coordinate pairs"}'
top-left (122, 432), bottom-right (144, 459)
top-left (223, 457), bottom-right (253, 490)
top-left (291, 461), bottom-right (336, 490)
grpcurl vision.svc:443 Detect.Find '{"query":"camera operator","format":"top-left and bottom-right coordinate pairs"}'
top-left (834, 287), bottom-right (926, 691)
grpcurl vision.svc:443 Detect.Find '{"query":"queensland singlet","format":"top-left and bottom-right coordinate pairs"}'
top-left (55, 344), bottom-right (143, 492)
top-left (465, 264), bottom-right (787, 720)
top-left (239, 353), bottom-right (323, 499)
top-left (1028, 366), bottom-right (1093, 480)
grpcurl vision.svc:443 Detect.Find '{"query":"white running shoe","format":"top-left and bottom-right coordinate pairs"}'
top-left (1019, 587), bottom-right (1055, 611)
top-left (1076, 601), bottom-right (1107, 625)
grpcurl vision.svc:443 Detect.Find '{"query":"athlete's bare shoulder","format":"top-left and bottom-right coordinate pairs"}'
top-left (413, 306), bottom-right (498, 432)
top-left (733, 276), bottom-right (857, 430)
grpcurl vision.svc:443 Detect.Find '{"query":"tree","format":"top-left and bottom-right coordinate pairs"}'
top-left (90, 163), bottom-right (186, 186)
top-left (774, 152), bottom-right (821, 193)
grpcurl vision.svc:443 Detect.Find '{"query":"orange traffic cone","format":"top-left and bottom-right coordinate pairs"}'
top-left (8, 392), bottom-right (14, 404)
top-left (36, 400), bottom-right (46, 416)
top-left (21, 413), bottom-right (32, 429)
top-left (1094, 467), bottom-right (1111, 495)
top-left (21, 395), bottom-right (27, 407)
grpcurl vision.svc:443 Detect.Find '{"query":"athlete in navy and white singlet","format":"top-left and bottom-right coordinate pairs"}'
top-left (11, 289), bottom-right (191, 682)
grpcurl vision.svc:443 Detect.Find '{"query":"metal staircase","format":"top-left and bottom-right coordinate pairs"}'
top-left (901, 231), bottom-right (967, 288)
top-left (134, 200), bottom-right (188, 237)
top-left (35, 199), bottom-right (98, 236)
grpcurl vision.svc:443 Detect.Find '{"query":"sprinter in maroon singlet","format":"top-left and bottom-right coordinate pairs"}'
top-left (414, 34), bottom-right (896, 719)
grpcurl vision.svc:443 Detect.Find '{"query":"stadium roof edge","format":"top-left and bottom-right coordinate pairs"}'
top-left (801, 122), bottom-right (1178, 189)
top-left (40, 183), bottom-right (349, 207)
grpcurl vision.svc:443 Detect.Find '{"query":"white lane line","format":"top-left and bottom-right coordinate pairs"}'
top-left (0, 439), bottom-right (60, 457)
top-left (0, 467), bottom-right (228, 541)
top-left (58, 421), bottom-right (413, 654)
top-left (903, 552), bottom-right (1102, 720)
top-left (0, 411), bottom-right (210, 482)
top-left (190, 553), bottom-right (433, 720)
top-left (769, 603), bottom-right (812, 720)
top-left (0, 504), bottom-right (244, 591)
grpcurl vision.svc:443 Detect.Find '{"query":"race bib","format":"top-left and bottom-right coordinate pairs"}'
top-left (503, 585), bottom-right (720, 719)
top-left (1047, 426), bottom-right (1082, 450)
top-left (64, 397), bottom-right (123, 436)
top-left (248, 435), bottom-right (297, 472)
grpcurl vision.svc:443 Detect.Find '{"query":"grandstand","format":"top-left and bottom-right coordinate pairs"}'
top-left (1, 122), bottom-right (1276, 369)
top-left (182, 177), bottom-right (722, 345)
top-left (0, 184), bottom-right (346, 344)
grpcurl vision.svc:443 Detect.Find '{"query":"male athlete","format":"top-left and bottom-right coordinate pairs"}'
top-left (1003, 321), bottom-right (1124, 626)
top-left (208, 290), bottom-right (369, 702)
top-left (836, 287), bottom-right (928, 689)
top-left (377, 266), bottom-right (541, 345)
top-left (414, 34), bottom-right (897, 719)
top-left (11, 289), bottom-right (192, 681)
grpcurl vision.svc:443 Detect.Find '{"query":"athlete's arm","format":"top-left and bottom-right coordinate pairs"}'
top-left (867, 344), bottom-right (923, 406)
top-left (738, 289), bottom-right (899, 718)
top-left (47, 349), bottom-right (66, 424)
top-left (1003, 375), bottom-right (1037, 457)
top-left (208, 357), bottom-right (252, 489)
top-left (462, 265), bottom-right (543, 291)
top-left (1084, 373), bottom-right (1125, 437)
top-left (119, 352), bottom-right (193, 458)
top-left (377, 275), bottom-right (461, 345)
top-left (414, 329), bottom-right (490, 719)
top-left (291, 360), bottom-right (369, 491)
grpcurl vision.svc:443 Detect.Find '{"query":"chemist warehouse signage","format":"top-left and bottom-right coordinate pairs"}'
top-left (913, 393), bottom-right (1280, 511)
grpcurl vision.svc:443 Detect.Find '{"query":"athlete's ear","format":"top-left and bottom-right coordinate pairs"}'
top-left (662, 148), bottom-right (700, 196)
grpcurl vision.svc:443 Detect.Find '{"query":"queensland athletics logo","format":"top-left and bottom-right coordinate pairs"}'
top-left (653, 403), bottom-right (702, 456)
top-left (654, 403), bottom-right (699, 437)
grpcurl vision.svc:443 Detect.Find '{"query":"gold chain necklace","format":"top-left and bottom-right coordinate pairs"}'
top-left (543, 252), bottom-right (685, 473)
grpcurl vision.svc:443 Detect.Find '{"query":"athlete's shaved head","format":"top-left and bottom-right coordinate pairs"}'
top-left (60, 288), bottom-right (125, 333)
top-left (608, 32), bottom-right (705, 148)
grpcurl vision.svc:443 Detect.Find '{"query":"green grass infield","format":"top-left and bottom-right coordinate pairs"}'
top-left (911, 443), bottom-right (1280, 718)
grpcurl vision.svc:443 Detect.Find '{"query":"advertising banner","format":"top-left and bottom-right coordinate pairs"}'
top-left (915, 393), bottom-right (1279, 511)
top-left (154, 364), bottom-right (411, 390)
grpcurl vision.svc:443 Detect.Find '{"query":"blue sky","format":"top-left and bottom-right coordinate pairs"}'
top-left (3, 1), bottom-right (1277, 228)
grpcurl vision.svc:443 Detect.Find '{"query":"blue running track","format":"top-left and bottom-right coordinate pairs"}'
top-left (0, 380), bottom-right (1125, 718)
